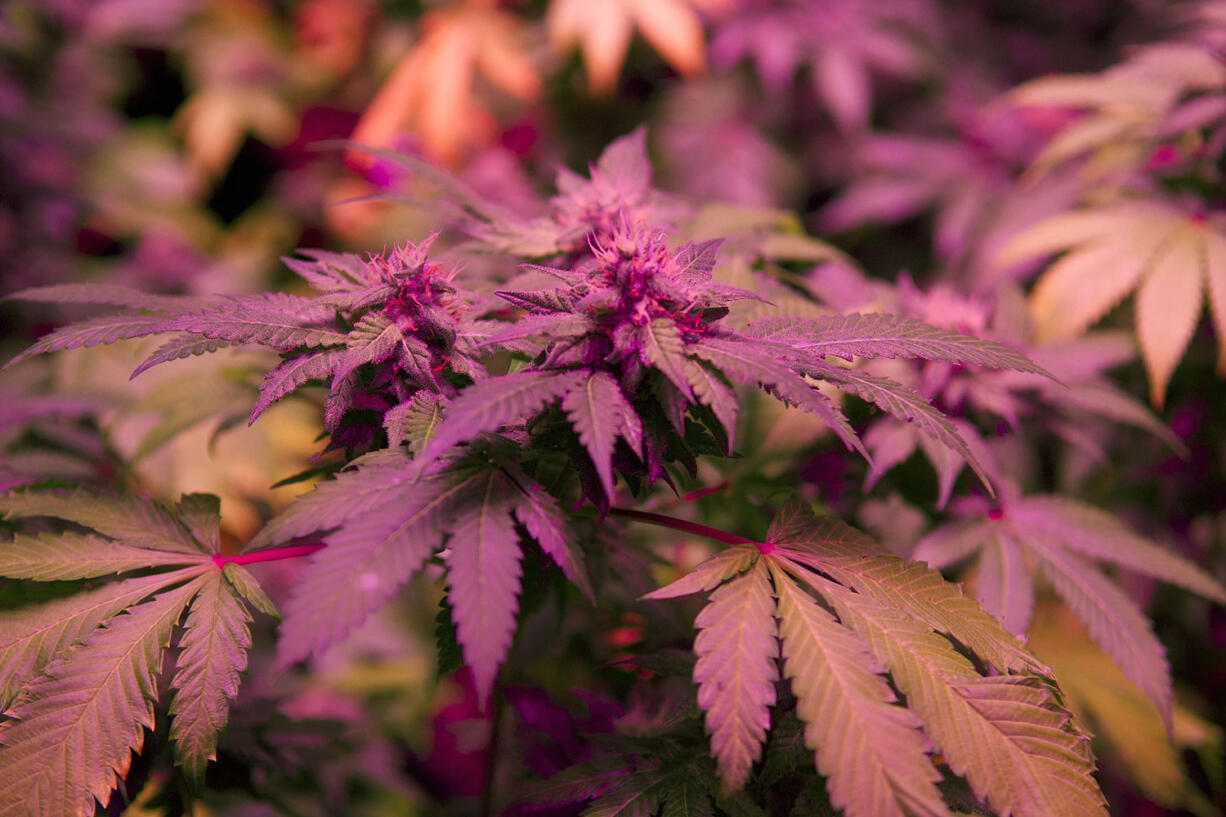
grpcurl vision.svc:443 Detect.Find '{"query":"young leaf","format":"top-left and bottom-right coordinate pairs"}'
top-left (415, 369), bottom-right (589, 466)
top-left (384, 391), bottom-right (447, 453)
top-left (561, 372), bottom-right (642, 500)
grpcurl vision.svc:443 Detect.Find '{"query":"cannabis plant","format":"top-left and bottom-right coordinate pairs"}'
top-left (4, 123), bottom-right (1222, 817)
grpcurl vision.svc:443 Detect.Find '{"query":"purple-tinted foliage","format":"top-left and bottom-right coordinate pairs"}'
top-left (808, 266), bottom-right (1179, 504)
top-left (4, 235), bottom-right (493, 450)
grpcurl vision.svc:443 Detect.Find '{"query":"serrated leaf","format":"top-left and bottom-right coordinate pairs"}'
top-left (275, 470), bottom-right (479, 666)
top-left (250, 351), bottom-right (343, 423)
top-left (0, 568), bottom-right (207, 709)
top-left (3, 313), bottom-right (171, 369)
top-left (445, 471), bottom-right (523, 702)
top-left (747, 313), bottom-right (1047, 374)
top-left (1006, 497), bottom-right (1226, 603)
top-left (221, 563), bottom-right (278, 618)
top-left (769, 563), bottom-right (950, 817)
top-left (2, 283), bottom-right (203, 313)
top-left (384, 392), bottom-right (446, 453)
top-left (246, 449), bottom-right (419, 551)
top-left (416, 369), bottom-right (589, 466)
top-left (336, 313), bottom-right (405, 380)
top-left (640, 319), bottom-right (696, 400)
top-left (642, 546), bottom-right (758, 600)
top-left (693, 338), bottom-right (867, 460)
top-left (0, 490), bottom-right (206, 555)
top-left (157, 294), bottom-right (346, 349)
top-left (562, 372), bottom-right (641, 500)
top-left (1029, 603), bottom-right (1219, 815)
top-left (169, 571), bottom-right (255, 788)
top-left (0, 531), bottom-right (206, 580)
top-left (692, 560), bottom-right (777, 792)
top-left (1025, 539), bottom-right (1173, 729)
top-left (684, 360), bottom-right (738, 451)
top-left (975, 533), bottom-right (1034, 636)
top-left (512, 485), bottom-right (594, 601)
top-left (176, 494), bottom-right (221, 553)
top-left (819, 578), bottom-right (1107, 817)
top-left (0, 575), bottom-right (208, 817)
top-left (767, 502), bottom-right (1046, 676)
top-left (805, 360), bottom-right (992, 493)
top-left (131, 334), bottom-right (237, 378)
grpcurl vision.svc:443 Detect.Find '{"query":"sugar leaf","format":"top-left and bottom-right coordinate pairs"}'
top-left (415, 369), bottom-right (589, 466)
top-left (384, 391), bottom-right (447, 453)
top-left (684, 360), bottom-right (739, 451)
top-left (157, 296), bottom-right (347, 349)
top-left (249, 351), bottom-right (343, 423)
top-left (562, 372), bottom-right (640, 500)
top-left (640, 319), bottom-right (695, 400)
top-left (0, 575), bottom-right (209, 817)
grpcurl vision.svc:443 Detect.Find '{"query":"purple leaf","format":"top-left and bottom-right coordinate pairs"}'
top-left (512, 485), bottom-right (593, 602)
top-left (445, 472), bottom-right (523, 703)
top-left (250, 351), bottom-right (343, 423)
top-left (132, 334), bottom-right (238, 379)
top-left (4, 313), bottom-right (170, 369)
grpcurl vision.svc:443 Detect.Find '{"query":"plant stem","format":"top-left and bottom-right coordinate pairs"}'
top-left (212, 542), bottom-right (325, 568)
top-left (609, 507), bottom-right (759, 547)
